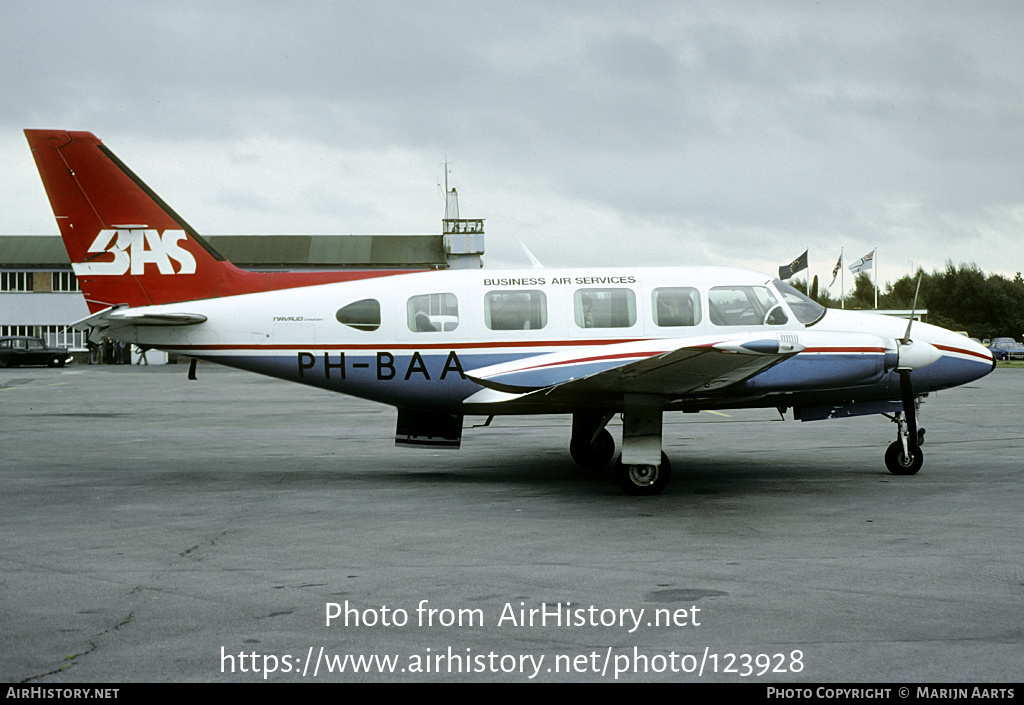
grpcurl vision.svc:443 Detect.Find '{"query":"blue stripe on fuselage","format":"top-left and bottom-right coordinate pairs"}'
top-left (744, 352), bottom-right (886, 391)
top-left (207, 351), bottom-right (521, 408)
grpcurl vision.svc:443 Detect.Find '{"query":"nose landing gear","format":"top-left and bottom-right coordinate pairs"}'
top-left (885, 404), bottom-right (925, 476)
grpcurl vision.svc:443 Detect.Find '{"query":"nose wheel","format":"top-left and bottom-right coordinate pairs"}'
top-left (885, 407), bottom-right (925, 476)
top-left (885, 439), bottom-right (923, 475)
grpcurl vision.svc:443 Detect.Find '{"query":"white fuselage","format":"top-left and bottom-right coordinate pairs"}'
top-left (100, 265), bottom-right (994, 414)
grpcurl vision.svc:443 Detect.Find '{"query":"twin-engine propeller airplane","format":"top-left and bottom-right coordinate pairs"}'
top-left (25, 129), bottom-right (996, 494)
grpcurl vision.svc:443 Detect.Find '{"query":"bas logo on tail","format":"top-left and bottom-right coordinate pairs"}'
top-left (75, 228), bottom-right (197, 276)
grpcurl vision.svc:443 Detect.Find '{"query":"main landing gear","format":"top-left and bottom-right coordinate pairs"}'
top-left (570, 400), bottom-right (672, 496)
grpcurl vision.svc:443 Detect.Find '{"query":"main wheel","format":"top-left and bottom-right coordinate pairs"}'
top-left (569, 428), bottom-right (615, 468)
top-left (615, 453), bottom-right (671, 495)
top-left (885, 441), bottom-right (923, 475)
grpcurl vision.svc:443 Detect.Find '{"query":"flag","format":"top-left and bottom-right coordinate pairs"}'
top-left (829, 253), bottom-right (843, 287)
top-left (778, 250), bottom-right (808, 280)
top-left (848, 249), bottom-right (875, 274)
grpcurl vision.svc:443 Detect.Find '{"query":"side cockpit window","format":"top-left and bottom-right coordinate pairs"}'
top-left (708, 286), bottom-right (788, 326)
top-left (652, 287), bottom-right (701, 327)
top-left (408, 293), bottom-right (459, 332)
top-left (336, 299), bottom-right (381, 331)
top-left (485, 290), bottom-right (547, 330)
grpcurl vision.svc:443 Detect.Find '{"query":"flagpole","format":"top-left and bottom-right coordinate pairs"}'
top-left (873, 248), bottom-right (878, 309)
top-left (841, 247), bottom-right (845, 309)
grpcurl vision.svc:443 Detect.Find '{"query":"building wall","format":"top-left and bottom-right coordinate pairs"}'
top-left (1, 267), bottom-right (90, 351)
top-left (2, 292), bottom-right (90, 326)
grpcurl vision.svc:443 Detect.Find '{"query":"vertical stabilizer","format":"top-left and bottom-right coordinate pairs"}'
top-left (25, 129), bottom-right (407, 312)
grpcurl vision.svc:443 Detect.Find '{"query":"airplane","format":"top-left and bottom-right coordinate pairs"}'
top-left (24, 129), bottom-right (996, 495)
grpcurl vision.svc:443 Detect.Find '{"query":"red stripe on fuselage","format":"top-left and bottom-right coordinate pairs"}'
top-left (165, 338), bottom-right (649, 352)
top-left (933, 343), bottom-right (994, 362)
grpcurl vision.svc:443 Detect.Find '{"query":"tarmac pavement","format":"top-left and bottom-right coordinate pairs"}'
top-left (1, 364), bottom-right (1021, 683)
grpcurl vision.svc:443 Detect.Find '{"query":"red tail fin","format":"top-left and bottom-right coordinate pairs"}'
top-left (25, 130), bottom-right (406, 313)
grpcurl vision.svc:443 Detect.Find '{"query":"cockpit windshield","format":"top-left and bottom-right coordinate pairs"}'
top-left (772, 279), bottom-right (827, 325)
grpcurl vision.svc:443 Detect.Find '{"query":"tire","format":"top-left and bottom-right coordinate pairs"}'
top-left (48, 356), bottom-right (65, 368)
top-left (885, 441), bottom-right (923, 475)
top-left (569, 428), bottom-right (615, 468)
top-left (615, 453), bottom-right (671, 495)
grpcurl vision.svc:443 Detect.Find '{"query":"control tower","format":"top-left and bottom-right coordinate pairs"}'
top-left (442, 184), bottom-right (485, 269)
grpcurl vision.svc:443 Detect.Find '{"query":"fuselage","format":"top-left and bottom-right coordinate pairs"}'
top-left (101, 265), bottom-right (994, 415)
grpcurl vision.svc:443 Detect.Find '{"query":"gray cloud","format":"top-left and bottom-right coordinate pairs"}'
top-left (4, 0), bottom-right (1024, 282)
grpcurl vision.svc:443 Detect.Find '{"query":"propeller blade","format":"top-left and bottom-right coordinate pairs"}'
top-left (902, 273), bottom-right (924, 342)
top-left (898, 369), bottom-right (918, 450)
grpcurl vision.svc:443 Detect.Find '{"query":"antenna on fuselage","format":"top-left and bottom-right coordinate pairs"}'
top-left (518, 240), bottom-right (544, 269)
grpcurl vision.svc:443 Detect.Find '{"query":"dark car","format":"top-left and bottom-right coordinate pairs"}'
top-left (988, 337), bottom-right (1024, 361)
top-left (0, 336), bottom-right (73, 368)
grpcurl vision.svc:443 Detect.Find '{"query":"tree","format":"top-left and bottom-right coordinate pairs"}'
top-left (845, 273), bottom-right (875, 310)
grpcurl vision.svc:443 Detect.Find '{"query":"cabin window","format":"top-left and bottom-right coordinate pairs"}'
top-left (335, 299), bottom-right (381, 332)
top-left (407, 293), bottom-right (459, 332)
top-left (574, 288), bottom-right (637, 328)
top-left (652, 287), bottom-right (701, 327)
top-left (484, 290), bottom-right (547, 330)
top-left (708, 286), bottom-right (786, 326)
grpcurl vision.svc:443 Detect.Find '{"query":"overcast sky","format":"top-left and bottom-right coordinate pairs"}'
top-left (4, 0), bottom-right (1024, 291)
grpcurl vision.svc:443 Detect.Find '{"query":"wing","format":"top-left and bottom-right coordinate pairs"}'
top-left (464, 335), bottom-right (804, 406)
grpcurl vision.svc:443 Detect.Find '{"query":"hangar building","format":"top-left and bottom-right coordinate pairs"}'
top-left (1, 200), bottom-right (484, 355)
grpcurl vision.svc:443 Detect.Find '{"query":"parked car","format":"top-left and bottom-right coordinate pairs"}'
top-left (988, 337), bottom-right (1024, 361)
top-left (0, 336), bottom-right (73, 368)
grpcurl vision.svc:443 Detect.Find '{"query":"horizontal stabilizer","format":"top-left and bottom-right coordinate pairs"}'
top-left (73, 305), bottom-right (207, 332)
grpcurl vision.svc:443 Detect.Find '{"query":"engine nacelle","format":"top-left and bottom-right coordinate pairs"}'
top-left (896, 339), bottom-right (942, 371)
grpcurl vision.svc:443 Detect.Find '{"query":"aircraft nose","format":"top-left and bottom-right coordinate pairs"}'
top-left (905, 325), bottom-right (996, 390)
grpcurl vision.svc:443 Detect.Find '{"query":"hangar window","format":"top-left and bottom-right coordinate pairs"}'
top-left (408, 293), bottom-right (459, 332)
top-left (1, 272), bottom-right (33, 291)
top-left (484, 290), bottom-right (547, 330)
top-left (652, 287), bottom-right (701, 327)
top-left (575, 288), bottom-right (636, 328)
top-left (336, 299), bottom-right (381, 332)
